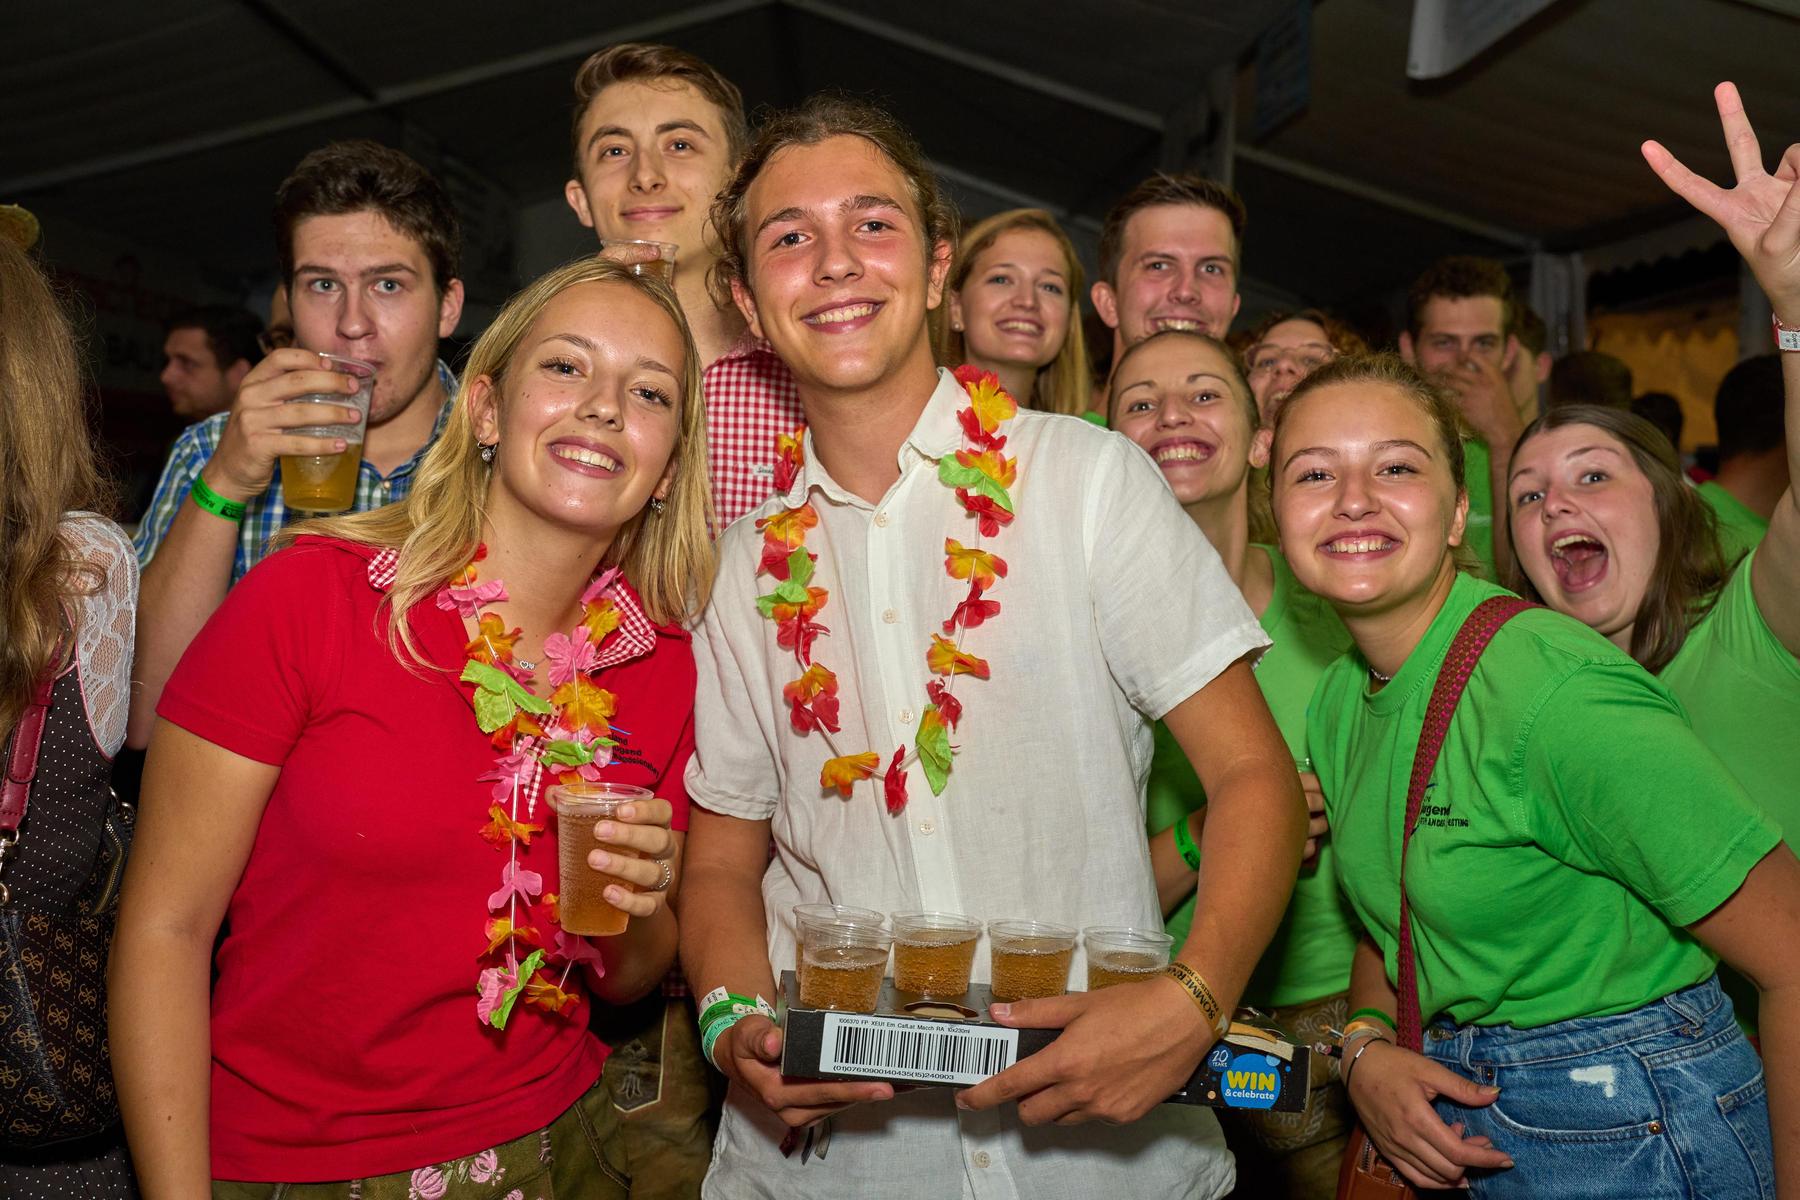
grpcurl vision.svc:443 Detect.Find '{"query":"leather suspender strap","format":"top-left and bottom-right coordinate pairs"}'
top-left (1, 649), bottom-right (64, 834)
top-left (1394, 596), bottom-right (1534, 1053)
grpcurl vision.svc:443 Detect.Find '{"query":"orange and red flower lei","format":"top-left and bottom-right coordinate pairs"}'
top-left (754, 366), bottom-right (1020, 811)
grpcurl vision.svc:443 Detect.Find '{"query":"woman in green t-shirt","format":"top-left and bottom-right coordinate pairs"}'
top-left (1269, 351), bottom-right (1800, 1197)
top-left (1110, 331), bottom-right (1356, 1199)
top-left (1505, 88), bottom-right (1800, 845)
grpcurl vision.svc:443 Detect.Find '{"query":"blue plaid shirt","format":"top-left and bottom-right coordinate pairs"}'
top-left (133, 360), bottom-right (458, 583)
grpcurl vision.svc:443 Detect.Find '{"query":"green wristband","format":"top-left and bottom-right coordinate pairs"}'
top-left (698, 993), bottom-right (759, 1035)
top-left (1172, 812), bottom-right (1201, 871)
top-left (1348, 1007), bottom-right (1397, 1032)
top-left (701, 1011), bottom-right (751, 1070)
top-left (189, 475), bottom-right (247, 523)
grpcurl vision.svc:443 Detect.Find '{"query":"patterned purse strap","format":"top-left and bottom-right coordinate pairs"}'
top-left (1394, 596), bottom-right (1535, 1053)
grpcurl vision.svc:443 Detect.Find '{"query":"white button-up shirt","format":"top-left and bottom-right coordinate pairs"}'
top-left (689, 369), bottom-right (1269, 1200)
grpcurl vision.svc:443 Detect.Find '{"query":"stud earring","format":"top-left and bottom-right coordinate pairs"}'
top-left (648, 497), bottom-right (667, 515)
top-left (479, 442), bottom-right (497, 464)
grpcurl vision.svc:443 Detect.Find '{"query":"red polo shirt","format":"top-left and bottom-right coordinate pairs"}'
top-left (159, 536), bottom-right (695, 1181)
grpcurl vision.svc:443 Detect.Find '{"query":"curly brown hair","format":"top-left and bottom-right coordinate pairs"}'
top-left (1505, 405), bottom-right (1727, 674)
top-left (1406, 256), bottom-right (1515, 339)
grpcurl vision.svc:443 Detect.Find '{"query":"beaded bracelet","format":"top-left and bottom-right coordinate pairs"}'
top-left (1161, 961), bottom-right (1229, 1037)
top-left (1172, 813), bottom-right (1201, 871)
top-left (189, 475), bottom-right (246, 523)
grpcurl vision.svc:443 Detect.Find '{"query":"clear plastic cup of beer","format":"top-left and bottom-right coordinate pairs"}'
top-left (792, 903), bottom-right (886, 976)
top-left (891, 911), bottom-right (981, 998)
top-left (280, 353), bottom-right (374, 513)
top-left (601, 239), bottom-right (678, 283)
top-left (1082, 926), bottom-right (1174, 991)
top-left (546, 781), bottom-right (654, 937)
top-left (987, 920), bottom-right (1077, 1002)
top-left (797, 918), bottom-right (891, 1013)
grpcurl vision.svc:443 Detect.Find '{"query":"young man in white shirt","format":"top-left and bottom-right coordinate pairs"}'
top-left (679, 95), bottom-right (1306, 1200)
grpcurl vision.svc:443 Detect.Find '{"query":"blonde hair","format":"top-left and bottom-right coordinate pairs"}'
top-left (932, 208), bottom-right (1091, 417)
top-left (293, 257), bottom-right (715, 666)
top-left (0, 240), bottom-right (112, 733)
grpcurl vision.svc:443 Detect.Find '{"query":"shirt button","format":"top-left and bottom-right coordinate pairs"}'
top-left (898, 708), bottom-right (914, 725)
top-left (919, 819), bottom-right (935, 835)
top-left (874, 511), bottom-right (889, 528)
top-left (973, 1151), bottom-right (991, 1168)
top-left (882, 608), bottom-right (899, 624)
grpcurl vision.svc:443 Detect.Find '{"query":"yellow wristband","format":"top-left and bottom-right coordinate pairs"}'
top-left (1161, 961), bottom-right (1229, 1037)
top-left (1341, 1017), bottom-right (1394, 1045)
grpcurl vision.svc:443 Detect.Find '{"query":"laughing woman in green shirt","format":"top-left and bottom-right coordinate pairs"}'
top-left (1507, 86), bottom-right (1800, 877)
top-left (1271, 351), bottom-right (1800, 1199)
top-left (1111, 330), bottom-right (1357, 1199)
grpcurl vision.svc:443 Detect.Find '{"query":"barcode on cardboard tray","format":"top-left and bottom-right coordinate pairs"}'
top-left (819, 1012), bottom-right (1020, 1085)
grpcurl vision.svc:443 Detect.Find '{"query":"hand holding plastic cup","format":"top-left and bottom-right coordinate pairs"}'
top-left (280, 353), bottom-right (374, 513)
top-left (600, 239), bottom-right (677, 282)
top-left (547, 781), bottom-right (656, 936)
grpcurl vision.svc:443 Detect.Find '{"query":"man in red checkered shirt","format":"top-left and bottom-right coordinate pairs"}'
top-left (565, 42), bottom-right (803, 534)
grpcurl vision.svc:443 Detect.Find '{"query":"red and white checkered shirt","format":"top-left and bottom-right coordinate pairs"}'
top-left (702, 336), bottom-right (805, 532)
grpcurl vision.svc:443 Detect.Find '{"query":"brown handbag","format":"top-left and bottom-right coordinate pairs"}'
top-left (1336, 597), bottom-right (1532, 1200)
top-left (0, 640), bottom-right (134, 1147)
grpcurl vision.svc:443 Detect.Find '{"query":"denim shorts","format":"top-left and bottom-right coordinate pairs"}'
top-left (1424, 975), bottom-right (1772, 1199)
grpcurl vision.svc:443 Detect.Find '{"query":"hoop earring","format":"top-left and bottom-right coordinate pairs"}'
top-left (479, 443), bottom-right (497, 464)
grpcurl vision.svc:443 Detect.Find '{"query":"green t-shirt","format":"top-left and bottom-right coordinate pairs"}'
top-left (1309, 572), bottom-right (1779, 1029)
top-left (1661, 549), bottom-right (1800, 841)
top-left (1462, 438), bottom-right (1498, 580)
top-left (1697, 481), bottom-right (1768, 565)
top-left (1146, 545), bottom-right (1359, 1007)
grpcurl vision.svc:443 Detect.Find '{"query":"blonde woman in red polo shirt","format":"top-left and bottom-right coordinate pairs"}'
top-left (110, 257), bottom-right (716, 1199)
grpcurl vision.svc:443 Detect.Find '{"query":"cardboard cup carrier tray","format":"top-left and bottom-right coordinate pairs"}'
top-left (777, 971), bottom-right (1309, 1112)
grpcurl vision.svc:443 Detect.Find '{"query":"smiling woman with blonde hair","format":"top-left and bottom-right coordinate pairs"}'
top-left (932, 207), bottom-right (1091, 415)
top-left (111, 257), bottom-right (715, 1198)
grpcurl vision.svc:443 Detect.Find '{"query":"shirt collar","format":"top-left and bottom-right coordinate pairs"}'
top-left (709, 332), bottom-right (781, 369)
top-left (363, 548), bottom-right (660, 672)
top-left (779, 368), bottom-right (967, 509)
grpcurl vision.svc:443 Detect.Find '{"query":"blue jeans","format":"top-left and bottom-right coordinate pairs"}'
top-left (1424, 976), bottom-right (1772, 1199)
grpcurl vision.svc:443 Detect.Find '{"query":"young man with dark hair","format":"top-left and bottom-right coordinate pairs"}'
top-left (1397, 254), bottom-right (1526, 578)
top-left (1512, 302), bottom-right (1553, 422)
top-left (679, 94), bottom-right (1304, 1199)
top-left (1633, 390), bottom-right (1687, 457)
top-left (1703, 353), bottom-right (1788, 559)
top-left (1091, 173), bottom-right (1247, 366)
top-left (565, 42), bottom-right (803, 529)
top-left (128, 139), bottom-right (464, 746)
top-left (161, 306), bottom-right (264, 420)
